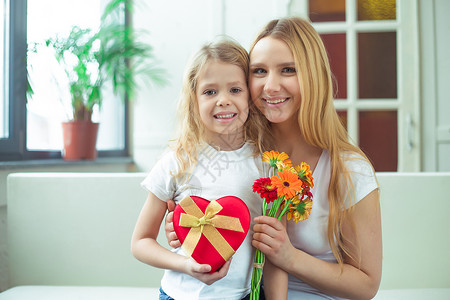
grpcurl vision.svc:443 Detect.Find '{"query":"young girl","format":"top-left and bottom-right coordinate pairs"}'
top-left (131, 39), bottom-right (270, 300)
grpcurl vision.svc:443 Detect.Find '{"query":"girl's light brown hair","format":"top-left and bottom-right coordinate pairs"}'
top-left (173, 39), bottom-right (270, 178)
top-left (249, 17), bottom-right (374, 270)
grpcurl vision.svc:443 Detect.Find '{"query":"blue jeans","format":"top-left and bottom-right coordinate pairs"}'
top-left (159, 287), bottom-right (174, 300)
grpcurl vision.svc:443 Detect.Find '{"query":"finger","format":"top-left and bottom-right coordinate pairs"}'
top-left (252, 238), bottom-right (276, 256)
top-left (165, 211), bottom-right (174, 223)
top-left (167, 200), bottom-right (176, 212)
top-left (254, 216), bottom-right (285, 230)
top-left (165, 219), bottom-right (174, 231)
top-left (253, 222), bottom-right (280, 239)
top-left (169, 239), bottom-right (181, 248)
top-left (216, 258), bottom-right (231, 277)
top-left (202, 259), bottom-right (232, 285)
top-left (192, 262), bottom-right (212, 273)
top-left (252, 230), bottom-right (277, 250)
top-left (167, 231), bottom-right (177, 241)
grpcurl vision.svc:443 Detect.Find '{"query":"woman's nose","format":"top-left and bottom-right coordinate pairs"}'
top-left (263, 73), bottom-right (281, 94)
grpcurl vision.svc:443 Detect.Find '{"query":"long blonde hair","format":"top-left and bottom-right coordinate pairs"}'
top-left (249, 17), bottom-right (372, 268)
top-left (173, 39), bottom-right (270, 177)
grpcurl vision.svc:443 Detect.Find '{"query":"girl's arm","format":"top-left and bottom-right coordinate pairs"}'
top-left (263, 259), bottom-right (288, 300)
top-left (252, 189), bottom-right (382, 300)
top-left (131, 192), bottom-right (231, 285)
top-left (261, 214), bottom-right (288, 300)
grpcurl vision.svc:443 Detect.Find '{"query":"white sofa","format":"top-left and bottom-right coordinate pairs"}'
top-left (1, 172), bottom-right (449, 299)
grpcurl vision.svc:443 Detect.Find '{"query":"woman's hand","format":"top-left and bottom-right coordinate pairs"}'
top-left (165, 199), bottom-right (181, 248)
top-left (253, 190), bottom-right (382, 299)
top-left (252, 216), bottom-right (295, 270)
top-left (184, 257), bottom-right (232, 285)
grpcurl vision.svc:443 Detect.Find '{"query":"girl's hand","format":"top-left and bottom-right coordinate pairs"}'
top-left (184, 257), bottom-right (232, 285)
top-left (252, 216), bottom-right (294, 270)
top-left (165, 199), bottom-right (181, 248)
top-left (166, 199), bottom-right (231, 284)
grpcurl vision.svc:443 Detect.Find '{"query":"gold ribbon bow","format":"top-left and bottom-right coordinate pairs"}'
top-left (179, 196), bottom-right (244, 261)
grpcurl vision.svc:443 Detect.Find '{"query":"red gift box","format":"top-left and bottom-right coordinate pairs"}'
top-left (173, 196), bottom-right (250, 273)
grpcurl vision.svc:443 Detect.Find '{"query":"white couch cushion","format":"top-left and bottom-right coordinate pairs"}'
top-left (6, 173), bottom-right (166, 288)
top-left (0, 286), bottom-right (159, 300)
top-left (373, 288), bottom-right (450, 299)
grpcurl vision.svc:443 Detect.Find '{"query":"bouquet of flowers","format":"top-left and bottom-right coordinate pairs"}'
top-left (250, 151), bottom-right (314, 300)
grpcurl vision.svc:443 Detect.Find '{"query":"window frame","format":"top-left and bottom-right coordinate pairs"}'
top-left (0, 0), bottom-right (130, 162)
top-left (305, 0), bottom-right (420, 171)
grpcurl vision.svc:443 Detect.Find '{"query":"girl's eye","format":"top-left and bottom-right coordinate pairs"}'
top-left (252, 68), bottom-right (266, 74)
top-left (282, 67), bottom-right (296, 73)
top-left (203, 90), bottom-right (216, 95)
top-left (230, 87), bottom-right (242, 94)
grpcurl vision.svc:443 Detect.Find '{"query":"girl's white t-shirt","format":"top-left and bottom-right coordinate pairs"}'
top-left (287, 150), bottom-right (378, 300)
top-left (141, 143), bottom-right (266, 300)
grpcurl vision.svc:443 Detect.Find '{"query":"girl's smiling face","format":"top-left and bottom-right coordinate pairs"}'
top-left (249, 37), bottom-right (301, 125)
top-left (196, 59), bottom-right (249, 149)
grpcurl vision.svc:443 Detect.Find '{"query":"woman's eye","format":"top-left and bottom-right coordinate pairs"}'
top-left (252, 68), bottom-right (266, 74)
top-left (230, 87), bottom-right (242, 93)
top-left (282, 67), bottom-right (296, 73)
top-left (203, 90), bottom-right (216, 95)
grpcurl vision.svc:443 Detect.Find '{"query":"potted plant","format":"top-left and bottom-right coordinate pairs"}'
top-left (29, 0), bottom-right (165, 160)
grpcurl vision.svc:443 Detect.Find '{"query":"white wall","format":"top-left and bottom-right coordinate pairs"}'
top-left (131, 0), bottom-right (450, 173)
top-left (131, 0), bottom-right (289, 172)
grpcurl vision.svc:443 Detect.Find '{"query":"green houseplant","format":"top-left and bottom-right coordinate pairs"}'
top-left (31, 0), bottom-right (165, 160)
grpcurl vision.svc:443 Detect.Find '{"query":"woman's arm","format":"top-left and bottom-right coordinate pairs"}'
top-left (252, 189), bottom-right (382, 299)
top-left (164, 199), bottom-right (181, 248)
top-left (131, 193), bottom-right (230, 285)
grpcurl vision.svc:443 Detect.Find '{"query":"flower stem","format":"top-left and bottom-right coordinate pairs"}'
top-left (250, 249), bottom-right (264, 300)
top-left (277, 198), bottom-right (291, 220)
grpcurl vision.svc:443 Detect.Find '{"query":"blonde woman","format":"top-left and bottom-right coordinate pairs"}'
top-left (131, 39), bottom-right (270, 300)
top-left (249, 17), bottom-right (382, 299)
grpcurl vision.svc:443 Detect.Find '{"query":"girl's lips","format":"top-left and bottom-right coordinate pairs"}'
top-left (214, 112), bottom-right (237, 122)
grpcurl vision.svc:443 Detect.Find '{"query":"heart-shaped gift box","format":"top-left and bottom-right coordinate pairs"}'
top-left (173, 195), bottom-right (250, 273)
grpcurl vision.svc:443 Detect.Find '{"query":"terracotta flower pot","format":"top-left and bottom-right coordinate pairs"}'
top-left (61, 121), bottom-right (99, 161)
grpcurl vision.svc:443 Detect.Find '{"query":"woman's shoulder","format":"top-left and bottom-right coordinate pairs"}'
top-left (340, 151), bottom-right (374, 176)
top-left (340, 150), bottom-right (378, 205)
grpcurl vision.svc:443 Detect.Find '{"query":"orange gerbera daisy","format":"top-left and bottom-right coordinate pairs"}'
top-left (271, 170), bottom-right (303, 199)
top-left (262, 151), bottom-right (292, 168)
top-left (295, 162), bottom-right (314, 188)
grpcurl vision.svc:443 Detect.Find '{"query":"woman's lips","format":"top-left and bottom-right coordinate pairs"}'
top-left (263, 97), bottom-right (289, 104)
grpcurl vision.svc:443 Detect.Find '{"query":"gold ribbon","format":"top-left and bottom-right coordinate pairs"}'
top-left (179, 196), bottom-right (244, 261)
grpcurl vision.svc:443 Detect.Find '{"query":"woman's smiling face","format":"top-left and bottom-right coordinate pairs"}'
top-left (249, 37), bottom-right (301, 125)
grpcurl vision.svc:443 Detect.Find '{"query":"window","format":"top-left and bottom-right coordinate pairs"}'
top-left (0, 0), bottom-right (128, 161)
top-left (303, 0), bottom-right (420, 171)
top-left (0, 0), bottom-right (8, 140)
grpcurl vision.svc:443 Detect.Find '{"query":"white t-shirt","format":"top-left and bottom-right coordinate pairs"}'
top-left (286, 150), bottom-right (378, 300)
top-left (141, 143), bottom-right (266, 300)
